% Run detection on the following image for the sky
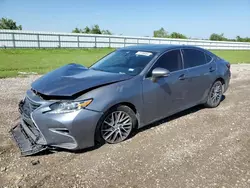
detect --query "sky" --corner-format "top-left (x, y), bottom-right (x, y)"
top-left (0, 0), bottom-right (249, 39)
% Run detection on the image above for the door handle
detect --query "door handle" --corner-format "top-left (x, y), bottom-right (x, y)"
top-left (179, 74), bottom-right (186, 80)
top-left (209, 67), bottom-right (216, 72)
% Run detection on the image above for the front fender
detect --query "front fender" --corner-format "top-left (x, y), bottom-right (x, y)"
top-left (77, 76), bottom-right (144, 115)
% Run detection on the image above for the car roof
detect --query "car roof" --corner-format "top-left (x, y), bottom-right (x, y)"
top-left (119, 44), bottom-right (205, 53)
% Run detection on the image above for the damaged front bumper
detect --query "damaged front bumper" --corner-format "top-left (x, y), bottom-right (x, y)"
top-left (11, 90), bottom-right (103, 156)
top-left (10, 123), bottom-right (47, 156)
top-left (10, 99), bottom-right (48, 156)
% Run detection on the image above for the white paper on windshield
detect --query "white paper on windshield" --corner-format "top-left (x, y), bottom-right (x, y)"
top-left (136, 51), bottom-right (153, 56)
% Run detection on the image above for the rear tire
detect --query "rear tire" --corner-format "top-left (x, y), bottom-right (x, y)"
top-left (204, 80), bottom-right (223, 108)
top-left (95, 105), bottom-right (137, 144)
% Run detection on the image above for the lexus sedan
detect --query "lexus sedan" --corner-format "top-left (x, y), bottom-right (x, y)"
top-left (11, 45), bottom-right (231, 156)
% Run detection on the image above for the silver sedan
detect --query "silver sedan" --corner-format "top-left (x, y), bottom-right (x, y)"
top-left (11, 45), bottom-right (231, 156)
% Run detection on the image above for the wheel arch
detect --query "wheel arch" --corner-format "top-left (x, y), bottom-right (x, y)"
top-left (94, 102), bottom-right (139, 144)
top-left (215, 77), bottom-right (225, 92)
top-left (215, 77), bottom-right (225, 85)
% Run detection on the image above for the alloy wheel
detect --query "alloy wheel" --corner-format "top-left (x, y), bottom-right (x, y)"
top-left (210, 82), bottom-right (222, 106)
top-left (101, 111), bottom-right (132, 144)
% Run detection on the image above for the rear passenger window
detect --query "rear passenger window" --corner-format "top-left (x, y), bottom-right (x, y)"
top-left (205, 53), bottom-right (212, 63)
top-left (182, 49), bottom-right (207, 68)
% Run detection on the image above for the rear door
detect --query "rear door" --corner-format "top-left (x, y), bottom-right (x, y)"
top-left (142, 49), bottom-right (189, 124)
top-left (181, 48), bottom-right (216, 105)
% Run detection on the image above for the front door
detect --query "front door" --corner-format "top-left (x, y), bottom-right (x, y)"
top-left (141, 49), bottom-right (189, 125)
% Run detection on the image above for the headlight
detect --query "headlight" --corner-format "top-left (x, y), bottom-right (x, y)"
top-left (48, 99), bottom-right (93, 114)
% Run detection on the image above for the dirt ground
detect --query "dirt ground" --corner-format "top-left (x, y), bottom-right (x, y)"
top-left (0, 64), bottom-right (250, 188)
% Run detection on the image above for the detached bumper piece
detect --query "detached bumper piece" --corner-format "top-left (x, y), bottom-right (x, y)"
top-left (10, 124), bottom-right (47, 156)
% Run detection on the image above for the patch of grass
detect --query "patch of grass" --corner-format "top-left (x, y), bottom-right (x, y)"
top-left (0, 48), bottom-right (249, 78)
top-left (211, 50), bottom-right (250, 64)
top-left (0, 48), bottom-right (114, 78)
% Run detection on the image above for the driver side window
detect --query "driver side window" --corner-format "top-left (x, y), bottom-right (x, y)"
top-left (147, 50), bottom-right (183, 77)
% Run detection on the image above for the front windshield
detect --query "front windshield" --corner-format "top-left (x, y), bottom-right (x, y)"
top-left (90, 50), bottom-right (156, 76)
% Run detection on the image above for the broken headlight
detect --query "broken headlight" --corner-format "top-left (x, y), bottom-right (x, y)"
top-left (48, 99), bottom-right (93, 114)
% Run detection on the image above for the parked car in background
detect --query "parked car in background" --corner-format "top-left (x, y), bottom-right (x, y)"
top-left (11, 45), bottom-right (231, 156)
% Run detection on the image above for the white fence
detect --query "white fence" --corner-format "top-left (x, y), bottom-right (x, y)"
top-left (1, 30), bottom-right (250, 50)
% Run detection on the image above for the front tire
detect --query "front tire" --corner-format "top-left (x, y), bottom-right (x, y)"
top-left (204, 80), bottom-right (223, 108)
top-left (96, 105), bottom-right (137, 144)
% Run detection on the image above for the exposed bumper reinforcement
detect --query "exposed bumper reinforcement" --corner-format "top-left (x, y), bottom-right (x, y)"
top-left (10, 124), bottom-right (47, 156)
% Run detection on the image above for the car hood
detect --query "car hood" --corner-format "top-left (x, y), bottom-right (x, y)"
top-left (31, 63), bottom-right (133, 97)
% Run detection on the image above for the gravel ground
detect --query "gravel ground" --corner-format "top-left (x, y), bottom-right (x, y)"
top-left (0, 64), bottom-right (250, 188)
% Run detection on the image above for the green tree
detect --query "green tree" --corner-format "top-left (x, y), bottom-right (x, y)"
top-left (244, 37), bottom-right (250, 42)
top-left (102, 30), bottom-right (112, 35)
top-left (153, 27), bottom-right (169, 38)
top-left (170, 32), bottom-right (187, 39)
top-left (0, 17), bottom-right (22, 30)
top-left (236, 36), bottom-right (250, 42)
top-left (91, 25), bottom-right (102, 34)
top-left (209, 33), bottom-right (227, 41)
top-left (236, 36), bottom-right (242, 42)
top-left (83, 26), bottom-right (91, 33)
top-left (72, 24), bottom-right (112, 35)
top-left (153, 28), bottom-right (187, 39)
top-left (72, 27), bottom-right (82, 33)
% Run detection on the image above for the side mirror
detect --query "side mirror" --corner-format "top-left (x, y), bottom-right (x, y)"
top-left (151, 67), bottom-right (170, 82)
